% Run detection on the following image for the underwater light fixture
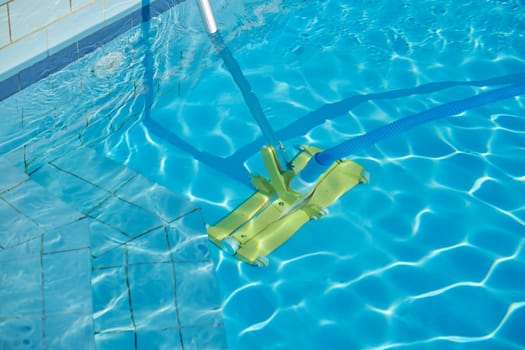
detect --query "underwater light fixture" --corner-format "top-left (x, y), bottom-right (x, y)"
top-left (196, 0), bottom-right (525, 266)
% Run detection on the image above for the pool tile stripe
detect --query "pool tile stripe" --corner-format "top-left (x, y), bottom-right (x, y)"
top-left (0, 0), bottom-right (186, 102)
top-left (17, 42), bottom-right (80, 90)
top-left (0, 73), bottom-right (18, 100)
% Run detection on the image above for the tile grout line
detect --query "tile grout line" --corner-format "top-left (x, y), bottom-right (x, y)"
top-left (49, 154), bottom-right (200, 223)
top-left (47, 160), bottom-right (142, 220)
top-left (164, 225), bottom-right (185, 349)
top-left (86, 205), bottom-right (202, 240)
top-left (95, 323), bottom-right (223, 334)
top-left (40, 233), bottom-right (47, 350)
top-left (0, 187), bottom-right (43, 229)
top-left (48, 159), bottom-right (135, 194)
top-left (92, 258), bottom-right (212, 272)
top-left (88, 221), bottom-right (165, 260)
top-left (0, 176), bottom-right (28, 196)
top-left (0, 177), bottom-right (83, 230)
top-left (15, 90), bottom-right (125, 173)
top-left (124, 243), bottom-right (138, 350)
top-left (42, 245), bottom-right (90, 256)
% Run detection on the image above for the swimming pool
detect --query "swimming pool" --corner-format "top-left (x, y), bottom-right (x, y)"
top-left (1, 0), bottom-right (525, 349)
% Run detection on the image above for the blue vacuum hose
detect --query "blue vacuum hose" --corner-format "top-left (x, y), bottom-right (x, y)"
top-left (296, 82), bottom-right (525, 187)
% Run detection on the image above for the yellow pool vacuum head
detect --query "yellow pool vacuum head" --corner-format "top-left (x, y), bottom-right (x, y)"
top-left (207, 146), bottom-right (368, 266)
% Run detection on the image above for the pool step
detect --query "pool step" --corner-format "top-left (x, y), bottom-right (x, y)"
top-left (1, 147), bottom-right (228, 349)
top-left (0, 155), bottom-right (94, 350)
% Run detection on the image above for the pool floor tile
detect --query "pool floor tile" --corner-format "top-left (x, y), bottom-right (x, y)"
top-left (181, 326), bottom-right (228, 350)
top-left (0, 316), bottom-right (43, 350)
top-left (1, 180), bottom-right (82, 231)
top-left (91, 266), bottom-right (134, 333)
top-left (45, 313), bottom-right (95, 350)
top-left (51, 147), bottom-right (136, 192)
top-left (90, 196), bottom-right (164, 238)
top-left (30, 163), bottom-right (111, 213)
top-left (127, 226), bottom-right (171, 264)
top-left (0, 198), bottom-right (44, 248)
top-left (0, 156), bottom-right (28, 192)
top-left (21, 133), bottom-right (84, 175)
top-left (0, 236), bottom-right (40, 263)
top-left (94, 331), bottom-right (135, 350)
top-left (43, 218), bottom-right (91, 254)
top-left (1, 138), bottom-right (226, 349)
top-left (91, 242), bottom-right (126, 269)
top-left (128, 262), bottom-right (179, 330)
top-left (136, 329), bottom-right (183, 350)
top-left (115, 174), bottom-right (196, 222)
top-left (174, 261), bottom-right (224, 327)
top-left (0, 255), bottom-right (42, 318)
top-left (89, 219), bottom-right (133, 258)
top-left (167, 209), bottom-right (210, 261)
top-left (43, 248), bottom-right (92, 315)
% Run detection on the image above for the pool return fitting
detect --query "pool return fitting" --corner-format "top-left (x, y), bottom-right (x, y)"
top-left (196, 0), bottom-right (525, 266)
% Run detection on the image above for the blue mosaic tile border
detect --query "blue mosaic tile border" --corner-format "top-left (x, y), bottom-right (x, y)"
top-left (0, 0), bottom-right (185, 102)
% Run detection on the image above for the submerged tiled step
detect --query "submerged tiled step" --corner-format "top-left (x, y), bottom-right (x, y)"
top-left (25, 146), bottom-right (227, 349)
top-left (0, 155), bottom-right (94, 350)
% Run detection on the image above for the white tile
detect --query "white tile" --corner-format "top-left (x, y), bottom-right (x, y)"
top-left (72, 0), bottom-right (99, 12)
top-left (47, 0), bottom-right (105, 55)
top-left (0, 29), bottom-right (47, 80)
top-left (0, 4), bottom-right (9, 48)
top-left (104, 0), bottom-right (141, 22)
top-left (9, 0), bottom-right (70, 41)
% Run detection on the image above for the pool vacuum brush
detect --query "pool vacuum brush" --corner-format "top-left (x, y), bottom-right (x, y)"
top-left (196, 0), bottom-right (525, 266)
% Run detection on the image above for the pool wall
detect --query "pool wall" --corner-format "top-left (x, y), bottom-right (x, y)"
top-left (0, 0), bottom-right (184, 101)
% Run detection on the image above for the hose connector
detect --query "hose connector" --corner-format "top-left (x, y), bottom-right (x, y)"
top-left (289, 153), bottom-right (329, 194)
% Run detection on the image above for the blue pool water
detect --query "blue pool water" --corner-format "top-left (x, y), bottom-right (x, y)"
top-left (2, 0), bottom-right (525, 349)
top-left (108, 1), bottom-right (525, 348)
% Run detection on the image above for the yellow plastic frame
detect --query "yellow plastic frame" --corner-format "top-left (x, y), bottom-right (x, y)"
top-left (207, 145), bottom-right (367, 266)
